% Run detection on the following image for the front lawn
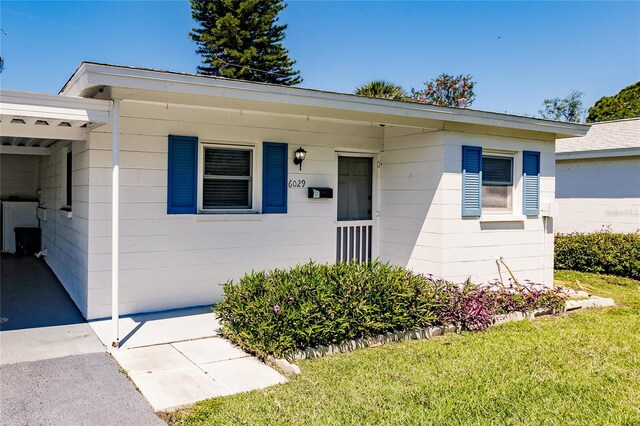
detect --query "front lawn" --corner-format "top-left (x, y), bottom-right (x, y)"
top-left (167, 271), bottom-right (640, 425)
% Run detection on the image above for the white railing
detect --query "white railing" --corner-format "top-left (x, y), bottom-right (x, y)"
top-left (336, 220), bottom-right (373, 263)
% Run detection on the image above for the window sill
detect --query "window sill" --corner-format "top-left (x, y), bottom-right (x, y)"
top-left (479, 214), bottom-right (526, 223)
top-left (57, 209), bottom-right (73, 219)
top-left (194, 212), bottom-right (263, 222)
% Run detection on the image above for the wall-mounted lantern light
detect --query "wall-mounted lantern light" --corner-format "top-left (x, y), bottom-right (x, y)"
top-left (293, 146), bottom-right (307, 170)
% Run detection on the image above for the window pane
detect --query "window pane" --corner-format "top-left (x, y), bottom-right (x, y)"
top-left (483, 185), bottom-right (512, 209)
top-left (204, 149), bottom-right (250, 177)
top-left (203, 179), bottom-right (250, 209)
top-left (483, 157), bottom-right (512, 184)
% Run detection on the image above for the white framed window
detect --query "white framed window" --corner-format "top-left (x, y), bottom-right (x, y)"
top-left (61, 145), bottom-right (72, 211)
top-left (482, 154), bottom-right (513, 211)
top-left (198, 143), bottom-right (255, 212)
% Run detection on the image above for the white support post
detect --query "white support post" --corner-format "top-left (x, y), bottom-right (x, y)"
top-left (111, 99), bottom-right (120, 349)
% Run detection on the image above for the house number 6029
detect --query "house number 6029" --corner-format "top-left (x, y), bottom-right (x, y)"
top-left (288, 180), bottom-right (306, 188)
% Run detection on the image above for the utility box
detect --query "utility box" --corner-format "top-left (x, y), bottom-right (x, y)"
top-left (541, 201), bottom-right (559, 218)
top-left (308, 187), bottom-right (333, 199)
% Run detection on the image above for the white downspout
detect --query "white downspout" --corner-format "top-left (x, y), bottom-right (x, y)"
top-left (111, 99), bottom-right (120, 349)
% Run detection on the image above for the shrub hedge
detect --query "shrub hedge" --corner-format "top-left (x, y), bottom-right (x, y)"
top-left (215, 261), bottom-right (566, 358)
top-left (555, 230), bottom-right (640, 280)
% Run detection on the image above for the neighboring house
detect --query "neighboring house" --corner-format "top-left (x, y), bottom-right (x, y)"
top-left (556, 118), bottom-right (640, 233)
top-left (0, 63), bottom-right (588, 345)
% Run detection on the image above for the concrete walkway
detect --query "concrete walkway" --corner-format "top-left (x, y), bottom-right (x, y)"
top-left (90, 308), bottom-right (287, 411)
top-left (2, 257), bottom-right (287, 414)
top-left (0, 256), bottom-right (104, 364)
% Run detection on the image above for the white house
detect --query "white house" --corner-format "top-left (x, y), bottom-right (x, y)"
top-left (556, 118), bottom-right (640, 233)
top-left (0, 62), bottom-right (588, 346)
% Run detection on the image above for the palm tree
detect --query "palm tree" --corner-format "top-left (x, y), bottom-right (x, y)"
top-left (354, 80), bottom-right (408, 101)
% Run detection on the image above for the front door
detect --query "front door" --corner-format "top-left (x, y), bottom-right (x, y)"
top-left (336, 156), bottom-right (374, 262)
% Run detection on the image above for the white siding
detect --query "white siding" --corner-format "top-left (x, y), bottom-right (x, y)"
top-left (37, 141), bottom-right (89, 316)
top-left (441, 133), bottom-right (556, 286)
top-left (84, 100), bottom-right (383, 319)
top-left (1, 154), bottom-right (39, 200)
top-left (379, 129), bottom-right (556, 286)
top-left (378, 128), bottom-right (446, 277)
top-left (556, 157), bottom-right (640, 233)
top-left (79, 99), bottom-right (560, 319)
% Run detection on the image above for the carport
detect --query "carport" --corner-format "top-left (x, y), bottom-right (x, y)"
top-left (0, 91), bottom-right (111, 363)
top-left (0, 257), bottom-right (104, 364)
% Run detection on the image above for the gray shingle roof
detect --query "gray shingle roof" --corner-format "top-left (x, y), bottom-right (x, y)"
top-left (556, 118), bottom-right (640, 153)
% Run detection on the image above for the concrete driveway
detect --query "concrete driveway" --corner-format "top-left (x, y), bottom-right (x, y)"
top-left (0, 256), bottom-right (163, 425)
top-left (0, 256), bottom-right (104, 364)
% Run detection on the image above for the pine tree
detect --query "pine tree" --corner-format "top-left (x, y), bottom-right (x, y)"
top-left (190, 0), bottom-right (302, 85)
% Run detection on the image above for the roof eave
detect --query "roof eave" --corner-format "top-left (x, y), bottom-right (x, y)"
top-left (60, 62), bottom-right (590, 138)
top-left (556, 147), bottom-right (640, 160)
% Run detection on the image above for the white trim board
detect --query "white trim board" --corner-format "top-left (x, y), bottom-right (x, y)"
top-left (1, 90), bottom-right (111, 123)
top-left (60, 62), bottom-right (588, 138)
top-left (556, 147), bottom-right (640, 161)
top-left (0, 145), bottom-right (51, 156)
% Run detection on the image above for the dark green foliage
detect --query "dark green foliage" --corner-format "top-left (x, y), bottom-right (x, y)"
top-left (190, 0), bottom-right (301, 85)
top-left (354, 80), bottom-right (408, 101)
top-left (555, 230), bottom-right (640, 279)
top-left (587, 81), bottom-right (640, 123)
top-left (214, 261), bottom-right (566, 358)
top-left (539, 90), bottom-right (584, 122)
top-left (216, 261), bottom-right (440, 357)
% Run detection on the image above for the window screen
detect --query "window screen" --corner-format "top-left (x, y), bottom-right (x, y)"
top-left (203, 148), bottom-right (252, 209)
top-left (337, 157), bottom-right (373, 221)
top-left (482, 157), bottom-right (512, 184)
top-left (482, 156), bottom-right (513, 209)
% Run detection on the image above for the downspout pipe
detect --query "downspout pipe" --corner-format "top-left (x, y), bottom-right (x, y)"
top-left (111, 99), bottom-right (120, 348)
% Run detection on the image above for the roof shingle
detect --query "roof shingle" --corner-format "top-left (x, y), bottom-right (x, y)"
top-left (556, 118), bottom-right (640, 153)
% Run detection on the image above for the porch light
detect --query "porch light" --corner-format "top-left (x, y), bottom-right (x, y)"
top-left (293, 146), bottom-right (307, 170)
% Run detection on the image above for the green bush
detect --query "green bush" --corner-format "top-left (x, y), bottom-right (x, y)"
top-left (215, 261), bottom-right (441, 358)
top-left (215, 261), bottom-right (566, 358)
top-left (555, 230), bottom-right (640, 280)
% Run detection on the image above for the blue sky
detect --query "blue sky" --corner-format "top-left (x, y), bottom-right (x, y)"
top-left (0, 1), bottom-right (638, 117)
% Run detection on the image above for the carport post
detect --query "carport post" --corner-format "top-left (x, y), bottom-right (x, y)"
top-left (111, 99), bottom-right (120, 348)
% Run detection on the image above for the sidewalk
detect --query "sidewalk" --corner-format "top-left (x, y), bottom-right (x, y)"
top-left (89, 307), bottom-right (287, 411)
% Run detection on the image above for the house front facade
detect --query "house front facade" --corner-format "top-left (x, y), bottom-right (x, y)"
top-left (556, 118), bottom-right (640, 233)
top-left (1, 63), bottom-right (588, 336)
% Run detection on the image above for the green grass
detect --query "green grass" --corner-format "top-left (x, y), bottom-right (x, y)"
top-left (167, 271), bottom-right (640, 425)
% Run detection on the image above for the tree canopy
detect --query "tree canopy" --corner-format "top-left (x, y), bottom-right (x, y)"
top-left (354, 80), bottom-right (408, 101)
top-left (190, 0), bottom-right (301, 85)
top-left (586, 82), bottom-right (640, 123)
top-left (538, 90), bottom-right (584, 123)
top-left (410, 74), bottom-right (476, 107)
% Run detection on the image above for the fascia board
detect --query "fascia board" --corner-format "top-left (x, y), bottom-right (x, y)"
top-left (0, 90), bottom-right (111, 123)
top-left (62, 63), bottom-right (590, 137)
top-left (556, 147), bottom-right (640, 161)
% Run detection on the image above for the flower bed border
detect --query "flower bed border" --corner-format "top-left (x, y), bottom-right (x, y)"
top-left (273, 295), bottom-right (614, 373)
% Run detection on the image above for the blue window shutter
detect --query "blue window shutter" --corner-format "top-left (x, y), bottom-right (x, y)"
top-left (262, 142), bottom-right (288, 213)
top-left (167, 135), bottom-right (198, 214)
top-left (462, 145), bottom-right (482, 217)
top-left (523, 150), bottom-right (541, 215)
